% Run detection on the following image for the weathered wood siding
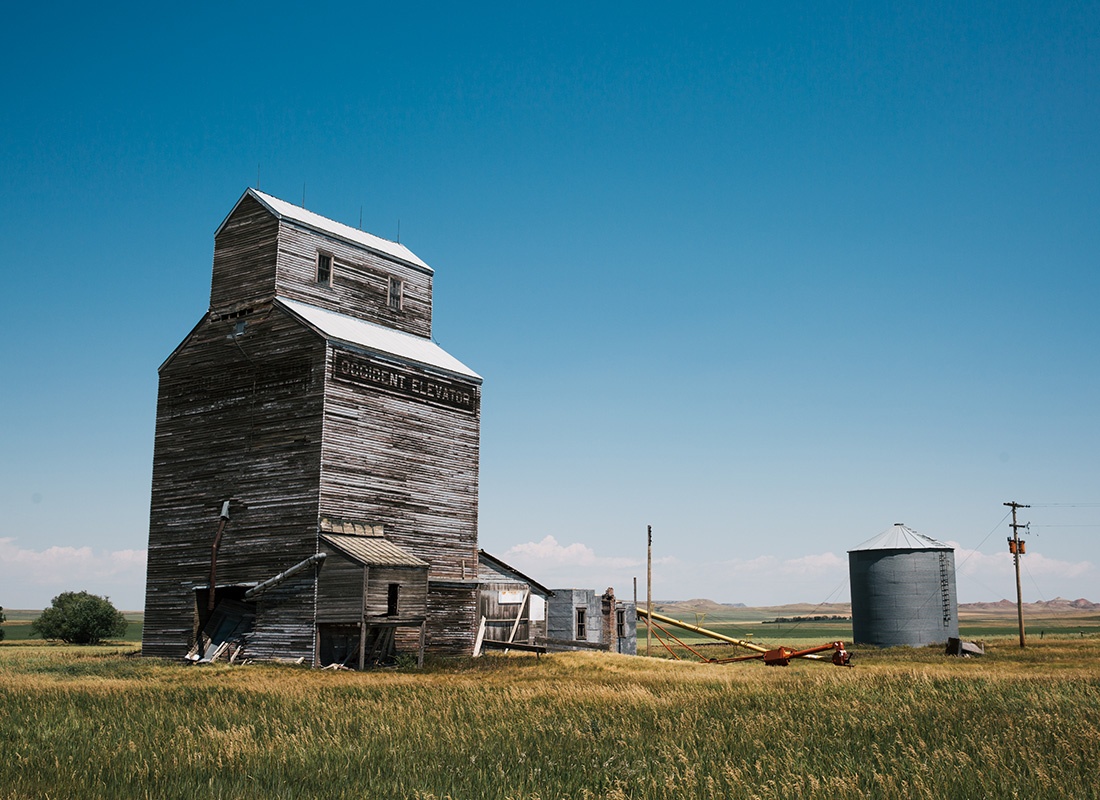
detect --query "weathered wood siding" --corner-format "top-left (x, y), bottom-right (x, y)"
top-left (210, 194), bottom-right (280, 313)
top-left (143, 306), bottom-right (326, 659)
top-left (478, 582), bottom-right (532, 643)
top-left (365, 565), bottom-right (428, 620)
top-left (275, 221), bottom-right (433, 338)
top-left (247, 571), bottom-right (319, 660)
top-left (315, 545), bottom-right (365, 623)
top-left (426, 582), bottom-right (479, 654)
top-left (319, 346), bottom-right (481, 653)
top-left (146, 190), bottom-right (480, 661)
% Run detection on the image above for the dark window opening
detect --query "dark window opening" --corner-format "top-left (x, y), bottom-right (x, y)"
top-left (575, 607), bottom-right (586, 640)
top-left (387, 583), bottom-right (400, 616)
top-left (317, 253), bottom-right (333, 285)
top-left (616, 609), bottom-right (625, 638)
top-left (387, 276), bottom-right (403, 311)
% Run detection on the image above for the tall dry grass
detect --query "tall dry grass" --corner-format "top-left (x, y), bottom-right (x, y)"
top-left (1, 638), bottom-right (1098, 799)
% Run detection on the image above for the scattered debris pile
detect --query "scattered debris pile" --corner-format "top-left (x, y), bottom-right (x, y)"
top-left (946, 637), bottom-right (985, 657)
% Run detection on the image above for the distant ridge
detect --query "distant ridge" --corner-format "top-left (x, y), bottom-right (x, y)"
top-left (651, 597), bottom-right (1098, 614)
top-left (960, 597), bottom-right (1100, 612)
top-left (654, 600), bottom-right (851, 616)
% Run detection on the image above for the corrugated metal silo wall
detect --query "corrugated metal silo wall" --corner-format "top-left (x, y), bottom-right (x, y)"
top-left (849, 549), bottom-right (959, 647)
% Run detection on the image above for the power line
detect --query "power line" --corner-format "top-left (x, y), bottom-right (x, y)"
top-left (954, 510), bottom-right (1011, 572)
top-left (1031, 524), bottom-right (1100, 529)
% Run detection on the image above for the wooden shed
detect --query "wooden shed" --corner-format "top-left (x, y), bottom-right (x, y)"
top-left (316, 519), bottom-right (430, 667)
top-left (476, 550), bottom-right (554, 646)
top-left (142, 188), bottom-right (482, 664)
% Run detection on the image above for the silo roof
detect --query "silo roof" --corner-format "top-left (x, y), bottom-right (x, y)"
top-left (849, 523), bottom-right (952, 552)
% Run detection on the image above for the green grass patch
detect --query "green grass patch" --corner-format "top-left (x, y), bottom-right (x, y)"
top-left (1, 611), bottom-right (143, 643)
top-left (1, 636), bottom-right (1099, 799)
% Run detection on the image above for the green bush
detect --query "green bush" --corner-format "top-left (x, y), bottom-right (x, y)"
top-left (0, 605), bottom-right (5, 642)
top-left (30, 591), bottom-right (127, 645)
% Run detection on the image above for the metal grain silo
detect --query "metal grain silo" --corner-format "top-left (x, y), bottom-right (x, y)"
top-left (849, 523), bottom-right (959, 647)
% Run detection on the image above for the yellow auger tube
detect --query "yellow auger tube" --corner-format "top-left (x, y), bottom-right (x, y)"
top-left (636, 608), bottom-right (768, 653)
top-left (635, 608), bottom-right (824, 660)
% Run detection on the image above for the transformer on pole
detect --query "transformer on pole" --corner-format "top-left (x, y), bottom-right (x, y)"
top-left (1004, 501), bottom-right (1030, 648)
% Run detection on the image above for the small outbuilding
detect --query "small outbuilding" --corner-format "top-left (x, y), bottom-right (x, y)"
top-left (849, 523), bottom-right (960, 648)
top-left (547, 588), bottom-right (637, 654)
top-left (316, 519), bottom-right (430, 668)
top-left (476, 550), bottom-right (554, 647)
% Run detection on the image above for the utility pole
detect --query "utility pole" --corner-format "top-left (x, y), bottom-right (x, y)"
top-left (1004, 501), bottom-right (1030, 648)
top-left (646, 525), bottom-right (652, 657)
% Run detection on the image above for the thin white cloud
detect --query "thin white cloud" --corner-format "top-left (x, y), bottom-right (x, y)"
top-left (713, 552), bottom-right (846, 577)
top-left (948, 541), bottom-right (1093, 579)
top-left (505, 535), bottom-right (641, 570)
top-left (0, 538), bottom-right (147, 609)
top-left (496, 537), bottom-right (1100, 606)
top-left (501, 538), bottom-right (851, 604)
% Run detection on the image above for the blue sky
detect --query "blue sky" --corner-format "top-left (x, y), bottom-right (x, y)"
top-left (1, 2), bottom-right (1097, 610)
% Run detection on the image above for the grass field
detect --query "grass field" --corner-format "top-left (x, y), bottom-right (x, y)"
top-left (0, 609), bottom-right (145, 643)
top-left (2, 610), bottom-right (1099, 799)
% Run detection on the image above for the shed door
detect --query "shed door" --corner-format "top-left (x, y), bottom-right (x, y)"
top-left (317, 624), bottom-right (361, 668)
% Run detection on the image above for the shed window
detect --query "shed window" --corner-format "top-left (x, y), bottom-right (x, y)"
top-left (616, 609), bottom-right (625, 638)
top-left (575, 608), bottom-right (586, 640)
top-left (387, 583), bottom-right (400, 617)
top-left (317, 253), bottom-right (333, 285)
top-left (387, 276), bottom-right (403, 311)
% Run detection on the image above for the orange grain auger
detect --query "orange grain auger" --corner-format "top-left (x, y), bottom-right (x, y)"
top-left (635, 608), bottom-right (852, 667)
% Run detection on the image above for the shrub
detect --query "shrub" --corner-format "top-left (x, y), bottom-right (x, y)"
top-left (30, 591), bottom-right (127, 645)
top-left (0, 606), bottom-right (5, 642)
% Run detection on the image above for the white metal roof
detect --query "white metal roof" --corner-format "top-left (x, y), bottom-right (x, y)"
top-left (276, 296), bottom-right (481, 382)
top-left (849, 523), bottom-right (952, 552)
top-left (219, 188), bottom-right (432, 273)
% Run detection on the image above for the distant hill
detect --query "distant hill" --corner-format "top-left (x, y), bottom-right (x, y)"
top-left (653, 600), bottom-right (852, 617)
top-left (959, 597), bottom-right (1100, 614)
top-left (650, 597), bottom-right (1098, 618)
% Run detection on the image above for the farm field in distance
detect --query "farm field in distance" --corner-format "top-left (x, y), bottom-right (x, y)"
top-left (2, 603), bottom-right (1098, 799)
top-left (642, 598), bottom-right (1100, 649)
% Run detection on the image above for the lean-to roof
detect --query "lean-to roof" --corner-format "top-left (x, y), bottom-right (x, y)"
top-left (276, 296), bottom-right (481, 382)
top-left (321, 533), bottom-right (429, 568)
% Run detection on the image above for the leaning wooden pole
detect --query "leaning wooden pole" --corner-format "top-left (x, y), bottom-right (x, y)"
top-left (646, 525), bottom-right (652, 657)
